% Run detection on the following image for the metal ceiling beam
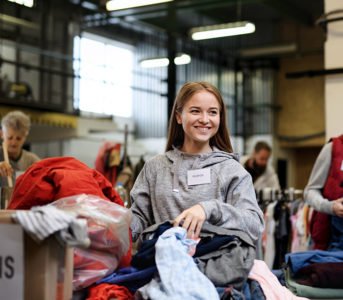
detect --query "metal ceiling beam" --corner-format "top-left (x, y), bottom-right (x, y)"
top-left (105, 0), bottom-right (314, 32)
top-left (107, 0), bottom-right (264, 19)
top-left (262, 0), bottom-right (313, 26)
top-left (0, 13), bottom-right (40, 30)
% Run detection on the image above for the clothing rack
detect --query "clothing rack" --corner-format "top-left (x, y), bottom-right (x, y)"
top-left (256, 187), bottom-right (303, 209)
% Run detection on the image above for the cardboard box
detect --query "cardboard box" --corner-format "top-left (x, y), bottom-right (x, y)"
top-left (0, 210), bottom-right (73, 300)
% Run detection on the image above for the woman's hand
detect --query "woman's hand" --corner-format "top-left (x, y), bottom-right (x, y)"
top-left (333, 198), bottom-right (343, 218)
top-left (0, 161), bottom-right (13, 178)
top-left (173, 204), bottom-right (206, 238)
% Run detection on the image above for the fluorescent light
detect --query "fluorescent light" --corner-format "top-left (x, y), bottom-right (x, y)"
top-left (174, 53), bottom-right (191, 65)
top-left (140, 57), bottom-right (169, 68)
top-left (7, 0), bottom-right (34, 7)
top-left (106, 0), bottom-right (173, 11)
top-left (140, 53), bottom-right (191, 68)
top-left (190, 21), bottom-right (255, 40)
top-left (240, 43), bottom-right (297, 57)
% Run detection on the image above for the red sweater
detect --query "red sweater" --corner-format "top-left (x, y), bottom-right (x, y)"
top-left (7, 156), bottom-right (123, 209)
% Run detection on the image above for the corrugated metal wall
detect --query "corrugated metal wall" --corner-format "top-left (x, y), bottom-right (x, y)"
top-left (130, 29), bottom-right (275, 140)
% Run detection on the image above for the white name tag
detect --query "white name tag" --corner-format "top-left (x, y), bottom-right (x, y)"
top-left (187, 168), bottom-right (211, 186)
top-left (341, 160), bottom-right (343, 171)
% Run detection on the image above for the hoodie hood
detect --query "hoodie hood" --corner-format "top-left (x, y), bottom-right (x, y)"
top-left (166, 146), bottom-right (239, 168)
top-left (166, 146), bottom-right (240, 193)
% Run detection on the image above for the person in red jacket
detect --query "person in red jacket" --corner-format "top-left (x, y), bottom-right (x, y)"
top-left (304, 135), bottom-right (343, 250)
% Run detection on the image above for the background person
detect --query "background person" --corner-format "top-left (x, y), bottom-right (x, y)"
top-left (304, 135), bottom-right (343, 250)
top-left (0, 110), bottom-right (40, 187)
top-left (240, 141), bottom-right (280, 192)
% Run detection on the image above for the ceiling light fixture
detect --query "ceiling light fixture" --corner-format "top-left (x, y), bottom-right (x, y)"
top-left (7, 0), bottom-right (34, 8)
top-left (140, 53), bottom-right (191, 68)
top-left (190, 21), bottom-right (255, 40)
top-left (106, 0), bottom-right (173, 11)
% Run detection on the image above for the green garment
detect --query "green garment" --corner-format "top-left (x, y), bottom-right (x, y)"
top-left (284, 267), bottom-right (343, 299)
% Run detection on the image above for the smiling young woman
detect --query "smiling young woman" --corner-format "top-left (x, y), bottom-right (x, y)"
top-left (130, 81), bottom-right (264, 242)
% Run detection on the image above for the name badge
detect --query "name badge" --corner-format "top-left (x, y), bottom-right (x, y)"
top-left (187, 168), bottom-right (211, 186)
top-left (341, 160), bottom-right (343, 171)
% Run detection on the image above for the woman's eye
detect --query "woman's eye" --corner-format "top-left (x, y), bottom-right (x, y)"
top-left (191, 110), bottom-right (199, 113)
top-left (209, 110), bottom-right (218, 115)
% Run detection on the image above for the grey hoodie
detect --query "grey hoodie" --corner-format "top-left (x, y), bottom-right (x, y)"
top-left (130, 146), bottom-right (264, 242)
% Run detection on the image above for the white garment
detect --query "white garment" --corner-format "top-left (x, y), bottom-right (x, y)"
top-left (263, 201), bottom-right (277, 268)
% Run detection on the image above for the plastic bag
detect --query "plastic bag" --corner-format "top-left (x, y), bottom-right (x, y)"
top-left (51, 194), bottom-right (132, 290)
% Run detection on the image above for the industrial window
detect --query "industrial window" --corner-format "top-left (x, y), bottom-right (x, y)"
top-left (73, 33), bottom-right (134, 117)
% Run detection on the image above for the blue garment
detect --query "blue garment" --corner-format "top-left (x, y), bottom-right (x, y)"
top-left (194, 235), bottom-right (237, 257)
top-left (217, 279), bottom-right (265, 300)
top-left (131, 221), bottom-right (237, 269)
top-left (137, 227), bottom-right (219, 300)
top-left (330, 216), bottom-right (343, 251)
top-left (96, 266), bottom-right (157, 293)
top-left (285, 250), bottom-right (343, 275)
top-left (271, 269), bottom-right (286, 286)
top-left (131, 222), bottom-right (172, 269)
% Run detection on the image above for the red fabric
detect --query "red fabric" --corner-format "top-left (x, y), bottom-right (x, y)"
top-left (7, 157), bottom-right (131, 277)
top-left (87, 283), bottom-right (133, 300)
top-left (7, 157), bottom-right (123, 209)
top-left (310, 135), bottom-right (343, 250)
top-left (95, 141), bottom-right (121, 186)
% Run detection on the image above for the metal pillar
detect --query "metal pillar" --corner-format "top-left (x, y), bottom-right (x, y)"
top-left (167, 2), bottom-right (177, 122)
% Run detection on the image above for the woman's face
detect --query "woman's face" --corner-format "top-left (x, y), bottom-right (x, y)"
top-left (176, 90), bottom-right (220, 150)
top-left (1, 127), bottom-right (27, 158)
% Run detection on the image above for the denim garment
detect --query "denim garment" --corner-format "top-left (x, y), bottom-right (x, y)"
top-left (329, 216), bottom-right (343, 251)
top-left (217, 280), bottom-right (265, 300)
top-left (285, 249), bottom-right (343, 275)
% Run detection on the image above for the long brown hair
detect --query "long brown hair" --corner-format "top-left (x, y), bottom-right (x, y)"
top-left (165, 81), bottom-right (233, 153)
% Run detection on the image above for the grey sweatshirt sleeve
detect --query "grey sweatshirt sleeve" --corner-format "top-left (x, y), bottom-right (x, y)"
top-left (199, 171), bottom-right (265, 243)
top-left (304, 143), bottom-right (333, 215)
top-left (129, 165), bottom-right (153, 242)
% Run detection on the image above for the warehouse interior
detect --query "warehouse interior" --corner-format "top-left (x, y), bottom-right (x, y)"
top-left (1, 0), bottom-right (333, 190)
top-left (1, 0), bottom-right (343, 299)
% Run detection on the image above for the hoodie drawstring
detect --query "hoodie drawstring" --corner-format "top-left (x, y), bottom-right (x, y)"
top-left (173, 154), bottom-right (183, 193)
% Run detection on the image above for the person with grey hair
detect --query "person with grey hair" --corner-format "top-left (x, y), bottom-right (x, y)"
top-left (0, 110), bottom-right (40, 187)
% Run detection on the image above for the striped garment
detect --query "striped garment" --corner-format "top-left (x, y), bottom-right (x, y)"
top-left (13, 205), bottom-right (90, 247)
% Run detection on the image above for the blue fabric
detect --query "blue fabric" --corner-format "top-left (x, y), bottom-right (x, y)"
top-left (131, 221), bottom-right (238, 270)
top-left (95, 266), bottom-right (157, 293)
top-left (285, 250), bottom-right (343, 275)
top-left (330, 216), bottom-right (343, 251)
top-left (137, 227), bottom-right (219, 300)
top-left (271, 269), bottom-right (286, 286)
top-left (217, 280), bottom-right (265, 300)
top-left (194, 235), bottom-right (237, 257)
top-left (131, 222), bottom-right (172, 269)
